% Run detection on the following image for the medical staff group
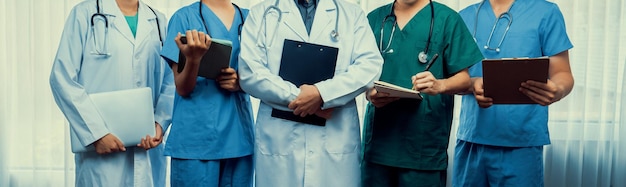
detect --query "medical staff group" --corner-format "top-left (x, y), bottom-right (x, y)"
top-left (49, 0), bottom-right (574, 186)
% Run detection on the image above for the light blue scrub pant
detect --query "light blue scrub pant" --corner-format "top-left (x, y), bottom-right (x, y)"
top-left (453, 140), bottom-right (543, 187)
top-left (171, 155), bottom-right (253, 187)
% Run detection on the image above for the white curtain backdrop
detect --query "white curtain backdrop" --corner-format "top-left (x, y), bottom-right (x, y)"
top-left (0, 0), bottom-right (624, 187)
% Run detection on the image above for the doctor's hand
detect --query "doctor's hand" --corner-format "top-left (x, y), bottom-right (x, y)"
top-left (520, 79), bottom-right (559, 106)
top-left (137, 122), bottom-right (164, 150)
top-left (288, 84), bottom-right (323, 117)
top-left (315, 108), bottom-right (335, 119)
top-left (367, 88), bottom-right (400, 108)
top-left (217, 68), bottom-right (240, 92)
top-left (412, 71), bottom-right (445, 95)
top-left (94, 133), bottom-right (126, 155)
top-left (471, 78), bottom-right (493, 108)
top-left (175, 30), bottom-right (211, 64)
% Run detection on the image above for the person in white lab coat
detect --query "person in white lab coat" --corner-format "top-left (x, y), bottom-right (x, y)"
top-left (49, 0), bottom-right (174, 186)
top-left (239, 0), bottom-right (384, 186)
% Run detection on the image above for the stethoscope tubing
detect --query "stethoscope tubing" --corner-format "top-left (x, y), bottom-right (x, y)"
top-left (379, 0), bottom-right (434, 64)
top-left (472, 0), bottom-right (513, 52)
top-left (258, 0), bottom-right (340, 48)
top-left (90, 0), bottom-right (163, 56)
top-left (199, 2), bottom-right (244, 37)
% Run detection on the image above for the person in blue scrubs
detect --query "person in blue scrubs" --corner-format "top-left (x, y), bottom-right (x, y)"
top-left (159, 0), bottom-right (254, 186)
top-left (454, 0), bottom-right (574, 186)
top-left (49, 0), bottom-right (173, 186)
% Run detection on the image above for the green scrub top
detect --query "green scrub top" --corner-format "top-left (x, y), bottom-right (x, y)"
top-left (364, 2), bottom-right (483, 170)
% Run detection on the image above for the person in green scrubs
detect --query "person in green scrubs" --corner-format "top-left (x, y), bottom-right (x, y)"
top-left (362, 0), bottom-right (483, 186)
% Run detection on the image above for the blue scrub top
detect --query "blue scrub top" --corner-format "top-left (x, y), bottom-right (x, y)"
top-left (458, 0), bottom-right (573, 147)
top-left (160, 2), bottom-right (254, 160)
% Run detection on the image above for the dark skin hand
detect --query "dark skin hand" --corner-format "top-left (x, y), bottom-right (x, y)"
top-left (171, 30), bottom-right (212, 97)
top-left (217, 68), bottom-right (241, 91)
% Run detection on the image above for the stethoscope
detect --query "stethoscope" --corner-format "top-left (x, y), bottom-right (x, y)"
top-left (473, 0), bottom-right (513, 52)
top-left (257, 0), bottom-right (340, 48)
top-left (379, 0), bottom-right (435, 64)
top-left (199, 2), bottom-right (244, 39)
top-left (90, 0), bottom-right (162, 56)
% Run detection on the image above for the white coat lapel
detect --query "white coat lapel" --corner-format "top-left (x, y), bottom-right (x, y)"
top-left (280, 0), bottom-right (308, 41)
top-left (134, 2), bottom-right (157, 47)
top-left (103, 0), bottom-right (135, 44)
top-left (309, 0), bottom-right (335, 42)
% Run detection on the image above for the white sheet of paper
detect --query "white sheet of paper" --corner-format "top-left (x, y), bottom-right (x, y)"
top-left (374, 81), bottom-right (423, 100)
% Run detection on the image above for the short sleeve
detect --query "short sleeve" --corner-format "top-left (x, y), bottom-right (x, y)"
top-left (443, 12), bottom-right (484, 76)
top-left (539, 4), bottom-right (573, 56)
top-left (160, 11), bottom-right (189, 64)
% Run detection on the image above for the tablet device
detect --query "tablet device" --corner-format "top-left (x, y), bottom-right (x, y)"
top-left (178, 36), bottom-right (232, 79)
top-left (70, 87), bottom-right (155, 153)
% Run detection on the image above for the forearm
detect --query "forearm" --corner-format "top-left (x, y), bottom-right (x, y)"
top-left (440, 69), bottom-right (471, 95)
top-left (154, 65), bottom-right (175, 129)
top-left (550, 71), bottom-right (574, 102)
top-left (170, 60), bottom-right (200, 97)
top-left (548, 50), bottom-right (574, 102)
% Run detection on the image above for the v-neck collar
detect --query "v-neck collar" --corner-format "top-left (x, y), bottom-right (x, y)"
top-left (199, 2), bottom-right (239, 37)
top-left (396, 3), bottom-right (433, 33)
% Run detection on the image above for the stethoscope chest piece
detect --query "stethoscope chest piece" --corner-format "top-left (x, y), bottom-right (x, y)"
top-left (330, 30), bottom-right (339, 41)
top-left (418, 51), bottom-right (428, 63)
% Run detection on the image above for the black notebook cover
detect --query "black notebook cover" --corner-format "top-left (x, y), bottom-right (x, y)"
top-left (177, 37), bottom-right (231, 79)
top-left (271, 39), bottom-right (339, 126)
top-left (482, 58), bottom-right (549, 104)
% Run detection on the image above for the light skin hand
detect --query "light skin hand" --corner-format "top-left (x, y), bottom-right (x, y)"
top-left (314, 108), bottom-right (335, 119)
top-left (137, 122), bottom-right (164, 150)
top-left (288, 84), bottom-right (323, 117)
top-left (519, 51), bottom-right (574, 106)
top-left (472, 77), bottom-right (494, 108)
top-left (94, 133), bottom-right (126, 155)
top-left (367, 88), bottom-right (400, 108)
top-left (217, 68), bottom-right (241, 92)
top-left (411, 71), bottom-right (446, 95)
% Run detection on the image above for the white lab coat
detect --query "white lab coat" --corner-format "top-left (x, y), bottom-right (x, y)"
top-left (239, 0), bottom-right (383, 186)
top-left (49, 0), bottom-right (173, 186)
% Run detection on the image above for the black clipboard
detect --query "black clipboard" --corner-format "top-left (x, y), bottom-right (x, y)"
top-left (482, 57), bottom-right (549, 104)
top-left (177, 37), bottom-right (231, 79)
top-left (271, 39), bottom-right (338, 126)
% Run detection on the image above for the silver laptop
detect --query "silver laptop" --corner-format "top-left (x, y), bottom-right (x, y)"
top-left (70, 87), bottom-right (155, 153)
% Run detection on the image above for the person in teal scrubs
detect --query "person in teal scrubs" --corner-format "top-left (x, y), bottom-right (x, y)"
top-left (159, 1), bottom-right (254, 186)
top-left (454, 0), bottom-right (574, 186)
top-left (362, 0), bottom-right (483, 186)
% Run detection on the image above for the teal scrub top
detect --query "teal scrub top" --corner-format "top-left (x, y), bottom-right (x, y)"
top-left (363, 2), bottom-right (484, 170)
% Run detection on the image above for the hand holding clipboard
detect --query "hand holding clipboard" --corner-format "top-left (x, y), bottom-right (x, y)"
top-left (482, 57), bottom-right (549, 104)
